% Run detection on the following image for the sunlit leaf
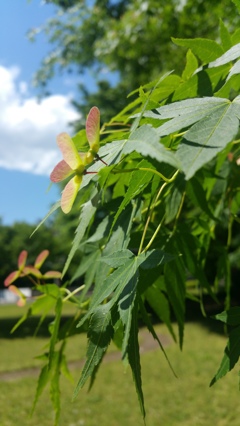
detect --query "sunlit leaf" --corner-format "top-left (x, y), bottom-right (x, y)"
top-left (73, 302), bottom-right (113, 398)
top-left (208, 42), bottom-right (240, 67)
top-left (182, 49), bottom-right (198, 80)
top-left (123, 125), bottom-right (180, 168)
top-left (210, 325), bottom-right (240, 386)
top-left (172, 37), bottom-right (224, 62)
top-left (214, 307), bottom-right (240, 326)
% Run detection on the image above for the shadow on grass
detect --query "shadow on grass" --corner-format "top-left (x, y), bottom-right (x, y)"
top-left (185, 297), bottom-right (227, 335)
top-left (0, 315), bottom-right (87, 339)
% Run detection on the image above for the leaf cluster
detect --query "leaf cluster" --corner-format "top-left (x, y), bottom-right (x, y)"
top-left (15, 17), bottom-right (240, 425)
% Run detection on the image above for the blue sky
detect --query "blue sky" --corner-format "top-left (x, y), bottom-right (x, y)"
top-left (0, 0), bottom-right (101, 225)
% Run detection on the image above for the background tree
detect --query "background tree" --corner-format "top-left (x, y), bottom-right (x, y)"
top-left (32, 0), bottom-right (238, 126)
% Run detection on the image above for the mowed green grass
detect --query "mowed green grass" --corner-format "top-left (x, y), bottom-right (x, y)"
top-left (1, 304), bottom-right (240, 426)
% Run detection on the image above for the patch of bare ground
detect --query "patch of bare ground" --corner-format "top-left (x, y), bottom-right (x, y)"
top-left (0, 329), bottom-right (172, 382)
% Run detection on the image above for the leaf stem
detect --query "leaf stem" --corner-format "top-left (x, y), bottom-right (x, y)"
top-left (138, 170), bottom-right (180, 254)
top-left (112, 167), bottom-right (179, 183)
top-left (142, 215), bottom-right (165, 254)
top-left (227, 213), bottom-right (233, 248)
top-left (62, 285), bottom-right (85, 302)
top-left (173, 191), bottom-right (186, 232)
top-left (138, 181), bottom-right (168, 254)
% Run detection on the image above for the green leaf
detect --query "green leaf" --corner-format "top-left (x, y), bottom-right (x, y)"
top-left (173, 65), bottom-right (229, 100)
top-left (62, 190), bottom-right (98, 277)
top-left (176, 96), bottom-right (240, 179)
top-left (35, 283), bottom-right (60, 298)
top-left (231, 0), bottom-right (240, 13)
top-left (174, 225), bottom-right (215, 298)
top-left (31, 364), bottom-right (50, 415)
top-left (219, 19), bottom-right (232, 52)
top-left (164, 258), bottom-right (186, 349)
top-left (130, 71), bottom-right (174, 95)
top-left (137, 249), bottom-right (176, 270)
top-left (231, 28), bottom-right (240, 45)
top-left (214, 307), bottom-right (240, 326)
top-left (71, 249), bottom-right (101, 282)
top-left (110, 159), bottom-right (155, 231)
top-left (123, 125), bottom-right (180, 169)
top-left (118, 270), bottom-right (139, 358)
top-left (98, 139), bottom-right (127, 165)
top-left (101, 249), bottom-right (134, 267)
top-left (11, 292), bottom-right (57, 334)
top-left (145, 279), bottom-right (176, 342)
top-left (172, 37), bottom-right (223, 63)
top-left (86, 216), bottom-right (110, 243)
top-left (127, 299), bottom-right (146, 420)
top-left (103, 200), bottom-right (140, 256)
top-left (208, 43), bottom-right (240, 67)
top-left (210, 325), bottom-right (240, 386)
top-left (165, 174), bottom-right (186, 224)
top-left (186, 177), bottom-right (216, 220)
top-left (182, 49), bottom-right (199, 80)
top-left (93, 202), bottom-right (139, 292)
top-left (77, 257), bottom-right (138, 328)
top-left (73, 302), bottom-right (113, 398)
top-left (226, 59), bottom-right (240, 81)
top-left (139, 296), bottom-right (177, 376)
top-left (145, 97), bottom-right (225, 136)
top-left (72, 128), bottom-right (88, 151)
top-left (49, 297), bottom-right (62, 369)
top-left (60, 352), bottom-right (73, 383)
top-left (50, 351), bottom-right (61, 426)
top-left (150, 75), bottom-right (182, 103)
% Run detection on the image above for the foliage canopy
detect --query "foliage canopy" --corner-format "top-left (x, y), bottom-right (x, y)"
top-left (32, 0), bottom-right (239, 124)
top-left (7, 2), bottom-right (240, 424)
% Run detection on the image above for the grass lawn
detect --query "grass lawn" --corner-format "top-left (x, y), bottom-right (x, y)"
top-left (0, 304), bottom-right (240, 425)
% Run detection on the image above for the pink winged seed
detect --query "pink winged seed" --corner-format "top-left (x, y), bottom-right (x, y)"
top-left (4, 270), bottom-right (21, 287)
top-left (57, 133), bottom-right (84, 170)
top-left (18, 250), bottom-right (28, 269)
top-left (9, 286), bottom-right (26, 307)
top-left (23, 266), bottom-right (42, 278)
top-left (50, 160), bottom-right (73, 183)
top-left (61, 175), bottom-right (82, 214)
top-left (43, 271), bottom-right (62, 279)
top-left (86, 107), bottom-right (100, 152)
top-left (34, 250), bottom-right (49, 269)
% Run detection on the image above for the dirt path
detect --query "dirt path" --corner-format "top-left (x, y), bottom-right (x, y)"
top-left (0, 329), bottom-right (172, 382)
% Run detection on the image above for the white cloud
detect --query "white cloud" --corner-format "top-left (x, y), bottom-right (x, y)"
top-left (0, 65), bottom-right (79, 175)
